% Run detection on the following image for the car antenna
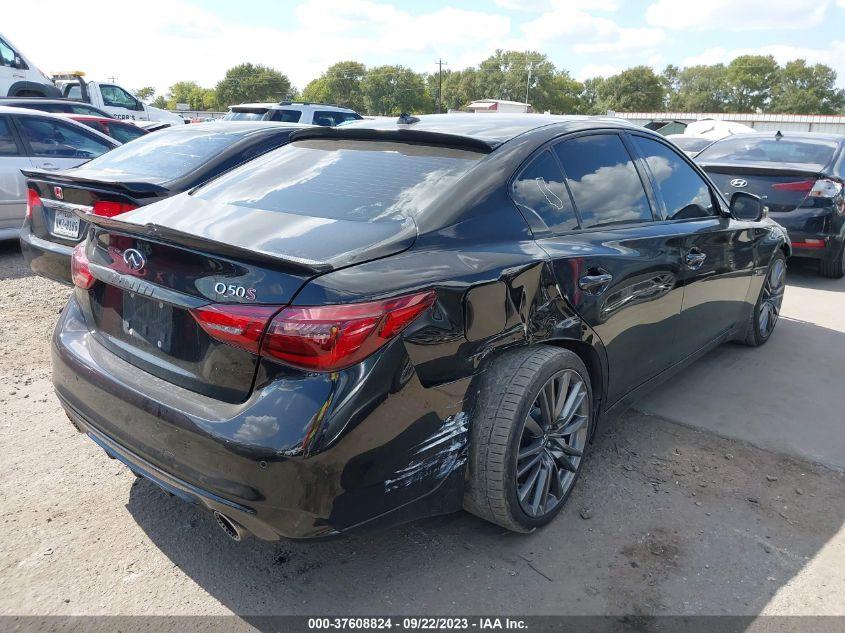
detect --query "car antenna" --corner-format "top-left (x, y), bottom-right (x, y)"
top-left (775, 130), bottom-right (783, 141)
top-left (397, 112), bottom-right (420, 125)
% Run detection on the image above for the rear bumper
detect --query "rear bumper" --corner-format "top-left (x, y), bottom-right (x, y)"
top-left (19, 222), bottom-right (74, 285)
top-left (52, 294), bottom-right (470, 540)
top-left (788, 233), bottom-right (844, 261)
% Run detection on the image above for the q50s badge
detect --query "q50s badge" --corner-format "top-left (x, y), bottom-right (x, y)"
top-left (214, 283), bottom-right (257, 300)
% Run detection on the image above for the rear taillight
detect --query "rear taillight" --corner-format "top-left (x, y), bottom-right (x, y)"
top-left (26, 188), bottom-right (41, 219)
top-left (792, 239), bottom-right (826, 249)
top-left (773, 179), bottom-right (843, 198)
top-left (91, 201), bottom-right (138, 217)
top-left (190, 290), bottom-right (435, 372)
top-left (70, 242), bottom-right (95, 289)
top-left (190, 304), bottom-right (280, 355)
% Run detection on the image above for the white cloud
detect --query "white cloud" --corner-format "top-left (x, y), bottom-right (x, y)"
top-left (646, 0), bottom-right (831, 30)
top-left (576, 64), bottom-right (622, 80)
top-left (3, 0), bottom-right (510, 97)
top-left (520, 8), bottom-right (664, 54)
top-left (494, 0), bottom-right (619, 11)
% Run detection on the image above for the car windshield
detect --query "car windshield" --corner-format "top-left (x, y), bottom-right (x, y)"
top-left (670, 137), bottom-right (711, 152)
top-left (72, 128), bottom-right (249, 180)
top-left (223, 110), bottom-right (266, 121)
top-left (696, 136), bottom-right (838, 169)
top-left (194, 139), bottom-right (483, 221)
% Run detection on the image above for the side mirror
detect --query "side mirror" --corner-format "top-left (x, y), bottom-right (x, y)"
top-left (730, 191), bottom-right (765, 222)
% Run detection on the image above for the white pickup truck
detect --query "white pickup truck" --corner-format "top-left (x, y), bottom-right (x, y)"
top-left (0, 32), bottom-right (61, 98)
top-left (54, 75), bottom-right (184, 125)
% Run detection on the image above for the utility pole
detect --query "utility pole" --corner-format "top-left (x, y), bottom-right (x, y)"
top-left (525, 61), bottom-right (533, 107)
top-left (436, 59), bottom-right (447, 113)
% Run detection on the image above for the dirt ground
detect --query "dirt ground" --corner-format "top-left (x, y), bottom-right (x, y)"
top-left (1, 241), bottom-right (844, 622)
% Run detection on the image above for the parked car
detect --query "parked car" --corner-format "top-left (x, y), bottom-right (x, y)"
top-left (55, 74), bottom-right (185, 125)
top-left (0, 32), bottom-right (61, 98)
top-left (223, 101), bottom-right (362, 126)
top-left (0, 97), bottom-right (113, 118)
top-left (68, 115), bottom-right (148, 144)
top-left (0, 106), bottom-right (118, 241)
top-left (22, 121), bottom-right (308, 282)
top-left (52, 114), bottom-right (789, 542)
top-left (665, 134), bottom-right (713, 157)
top-left (696, 132), bottom-right (845, 277)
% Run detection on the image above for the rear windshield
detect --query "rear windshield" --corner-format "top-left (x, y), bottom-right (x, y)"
top-left (108, 122), bottom-right (147, 144)
top-left (697, 136), bottom-right (838, 169)
top-left (195, 139), bottom-right (483, 221)
top-left (73, 128), bottom-right (248, 180)
top-left (223, 109), bottom-right (267, 121)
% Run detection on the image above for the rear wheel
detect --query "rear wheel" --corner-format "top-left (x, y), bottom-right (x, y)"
top-left (819, 243), bottom-right (845, 279)
top-left (464, 346), bottom-right (592, 532)
top-left (743, 251), bottom-right (786, 346)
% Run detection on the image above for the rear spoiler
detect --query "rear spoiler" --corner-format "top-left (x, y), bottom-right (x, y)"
top-left (22, 169), bottom-right (168, 197)
top-left (76, 211), bottom-right (330, 275)
top-left (698, 162), bottom-right (825, 179)
top-left (289, 126), bottom-right (498, 153)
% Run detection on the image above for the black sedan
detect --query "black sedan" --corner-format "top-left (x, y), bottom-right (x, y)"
top-left (21, 121), bottom-right (308, 284)
top-left (696, 132), bottom-right (845, 277)
top-left (52, 115), bottom-right (789, 541)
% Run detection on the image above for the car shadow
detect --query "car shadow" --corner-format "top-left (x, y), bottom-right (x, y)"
top-left (124, 398), bottom-right (845, 620)
top-left (785, 258), bottom-right (844, 292)
top-left (0, 240), bottom-right (33, 281)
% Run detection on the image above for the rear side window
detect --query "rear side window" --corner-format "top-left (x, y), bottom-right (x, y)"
top-left (511, 149), bottom-right (578, 233)
top-left (17, 116), bottom-right (113, 159)
top-left (195, 139), bottom-right (483, 221)
top-left (632, 136), bottom-right (716, 220)
top-left (267, 109), bottom-right (302, 123)
top-left (0, 118), bottom-right (20, 155)
top-left (74, 128), bottom-right (246, 179)
top-left (554, 134), bottom-right (653, 229)
top-left (223, 110), bottom-right (266, 121)
top-left (313, 111), bottom-right (361, 126)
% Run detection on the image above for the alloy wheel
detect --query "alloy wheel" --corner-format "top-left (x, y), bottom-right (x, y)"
top-left (516, 369), bottom-right (590, 518)
top-left (759, 257), bottom-right (786, 337)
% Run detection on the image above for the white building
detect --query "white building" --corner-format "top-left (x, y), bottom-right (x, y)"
top-left (467, 99), bottom-right (533, 114)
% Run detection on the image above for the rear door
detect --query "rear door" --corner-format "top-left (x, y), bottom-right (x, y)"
top-left (0, 114), bottom-right (31, 232)
top-left (525, 132), bottom-right (686, 404)
top-left (629, 133), bottom-right (757, 358)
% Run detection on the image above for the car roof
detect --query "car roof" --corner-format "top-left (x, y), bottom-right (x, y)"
top-left (715, 131), bottom-right (845, 143)
top-left (228, 103), bottom-right (275, 110)
top-left (297, 113), bottom-right (639, 151)
top-left (269, 102), bottom-right (358, 113)
top-left (0, 98), bottom-right (90, 106)
top-left (0, 106), bottom-right (120, 144)
top-left (174, 121), bottom-right (314, 134)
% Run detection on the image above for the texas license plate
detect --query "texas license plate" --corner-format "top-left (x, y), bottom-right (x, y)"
top-left (53, 208), bottom-right (80, 239)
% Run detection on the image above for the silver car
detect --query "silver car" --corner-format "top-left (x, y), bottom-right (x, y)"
top-left (0, 106), bottom-right (118, 240)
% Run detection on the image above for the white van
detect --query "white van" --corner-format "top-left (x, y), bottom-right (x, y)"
top-left (0, 32), bottom-right (61, 98)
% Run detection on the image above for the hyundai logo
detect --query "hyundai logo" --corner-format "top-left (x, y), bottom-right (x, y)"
top-left (123, 248), bottom-right (146, 271)
top-left (730, 178), bottom-right (748, 188)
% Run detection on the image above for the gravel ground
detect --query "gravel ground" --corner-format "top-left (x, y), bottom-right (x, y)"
top-left (1, 241), bottom-right (844, 621)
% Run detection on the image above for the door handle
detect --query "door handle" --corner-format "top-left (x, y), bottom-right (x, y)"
top-left (685, 250), bottom-right (707, 270)
top-left (39, 162), bottom-right (59, 171)
top-left (578, 270), bottom-right (613, 293)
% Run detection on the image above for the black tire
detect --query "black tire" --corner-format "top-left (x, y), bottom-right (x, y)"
top-left (463, 346), bottom-right (592, 532)
top-left (819, 243), bottom-right (845, 279)
top-left (742, 250), bottom-right (787, 347)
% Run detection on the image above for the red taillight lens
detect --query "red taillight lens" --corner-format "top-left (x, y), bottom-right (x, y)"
top-left (261, 291), bottom-right (435, 371)
top-left (772, 180), bottom-right (815, 192)
top-left (91, 201), bottom-right (138, 217)
top-left (190, 304), bottom-right (280, 354)
top-left (70, 242), bottom-right (95, 289)
top-left (772, 179), bottom-right (843, 198)
top-left (26, 188), bottom-right (41, 219)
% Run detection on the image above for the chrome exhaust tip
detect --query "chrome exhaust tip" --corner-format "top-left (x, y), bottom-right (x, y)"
top-left (213, 511), bottom-right (245, 542)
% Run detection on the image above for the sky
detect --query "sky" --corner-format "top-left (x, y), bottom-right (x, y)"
top-left (6, 0), bottom-right (845, 97)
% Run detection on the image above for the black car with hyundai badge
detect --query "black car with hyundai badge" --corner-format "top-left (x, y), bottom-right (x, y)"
top-left (696, 131), bottom-right (845, 277)
top-left (21, 121), bottom-right (309, 284)
top-left (52, 114), bottom-right (790, 541)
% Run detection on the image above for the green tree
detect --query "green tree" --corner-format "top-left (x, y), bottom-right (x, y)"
top-left (134, 86), bottom-right (155, 103)
top-left (302, 61), bottom-right (367, 112)
top-left (597, 66), bottom-right (664, 112)
top-left (165, 81), bottom-right (201, 109)
top-left (578, 77), bottom-right (606, 114)
top-left (361, 65), bottom-right (430, 115)
top-left (151, 95), bottom-right (167, 109)
top-left (669, 64), bottom-right (729, 112)
top-left (215, 63), bottom-right (292, 108)
top-left (474, 50), bottom-right (578, 112)
top-left (725, 55), bottom-right (779, 111)
top-left (428, 68), bottom-right (480, 112)
top-left (770, 60), bottom-right (845, 114)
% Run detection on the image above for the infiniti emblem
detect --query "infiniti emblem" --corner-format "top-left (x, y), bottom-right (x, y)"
top-left (730, 178), bottom-right (748, 188)
top-left (53, 186), bottom-right (63, 200)
top-left (123, 248), bottom-right (146, 271)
